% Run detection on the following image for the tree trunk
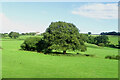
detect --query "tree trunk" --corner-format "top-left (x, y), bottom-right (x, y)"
top-left (63, 51), bottom-right (66, 54)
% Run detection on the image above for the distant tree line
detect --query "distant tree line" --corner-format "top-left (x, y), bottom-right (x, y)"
top-left (86, 35), bottom-right (120, 49)
top-left (8, 32), bottom-right (20, 39)
top-left (0, 32), bottom-right (20, 39)
top-left (0, 32), bottom-right (37, 38)
top-left (21, 32), bottom-right (36, 36)
top-left (100, 31), bottom-right (120, 35)
top-left (0, 33), bottom-right (8, 38)
top-left (86, 35), bottom-right (109, 46)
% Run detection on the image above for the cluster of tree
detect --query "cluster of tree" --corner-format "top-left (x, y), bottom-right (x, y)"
top-left (21, 32), bottom-right (36, 36)
top-left (86, 35), bottom-right (120, 48)
top-left (105, 55), bottom-right (120, 60)
top-left (0, 32), bottom-right (20, 39)
top-left (87, 35), bottom-right (109, 46)
top-left (8, 32), bottom-right (20, 39)
top-left (21, 21), bottom-right (87, 54)
top-left (21, 37), bottom-right (50, 52)
top-left (0, 33), bottom-right (8, 38)
top-left (100, 31), bottom-right (120, 35)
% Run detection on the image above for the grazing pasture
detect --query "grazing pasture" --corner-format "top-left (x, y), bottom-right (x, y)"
top-left (108, 35), bottom-right (119, 45)
top-left (92, 35), bottom-right (119, 45)
top-left (1, 35), bottom-right (118, 78)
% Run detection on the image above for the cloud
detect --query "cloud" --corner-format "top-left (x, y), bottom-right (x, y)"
top-left (0, 13), bottom-right (46, 33)
top-left (72, 3), bottom-right (118, 19)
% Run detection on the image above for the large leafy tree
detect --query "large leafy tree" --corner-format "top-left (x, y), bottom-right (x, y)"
top-left (43, 21), bottom-right (87, 54)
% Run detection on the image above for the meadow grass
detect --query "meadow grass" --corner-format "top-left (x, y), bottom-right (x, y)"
top-left (2, 37), bottom-right (118, 78)
top-left (108, 35), bottom-right (119, 45)
top-left (91, 35), bottom-right (119, 45)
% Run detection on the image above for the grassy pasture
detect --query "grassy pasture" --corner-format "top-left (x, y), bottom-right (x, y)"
top-left (108, 35), bottom-right (119, 45)
top-left (1, 36), bottom-right (118, 78)
top-left (92, 35), bottom-right (119, 45)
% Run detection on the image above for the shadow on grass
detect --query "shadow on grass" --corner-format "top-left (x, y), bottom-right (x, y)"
top-left (19, 49), bottom-right (96, 58)
top-left (45, 52), bottom-right (95, 57)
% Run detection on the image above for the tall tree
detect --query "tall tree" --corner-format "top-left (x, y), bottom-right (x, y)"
top-left (43, 21), bottom-right (87, 54)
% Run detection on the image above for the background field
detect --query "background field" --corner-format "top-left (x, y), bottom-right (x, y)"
top-left (108, 35), bottom-right (119, 45)
top-left (1, 35), bottom-right (119, 78)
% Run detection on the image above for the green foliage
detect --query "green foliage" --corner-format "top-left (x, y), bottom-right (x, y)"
top-left (21, 32), bottom-right (36, 35)
top-left (36, 39), bottom-right (51, 53)
top-left (21, 37), bottom-right (50, 52)
top-left (87, 36), bottom-right (95, 44)
top-left (21, 37), bottom-right (42, 51)
top-left (8, 32), bottom-right (20, 39)
top-left (0, 33), bottom-right (8, 38)
top-left (43, 21), bottom-right (87, 53)
top-left (107, 43), bottom-right (117, 48)
top-left (79, 34), bottom-right (88, 42)
top-left (94, 35), bottom-right (109, 45)
top-left (88, 32), bottom-right (91, 35)
top-left (105, 55), bottom-right (120, 60)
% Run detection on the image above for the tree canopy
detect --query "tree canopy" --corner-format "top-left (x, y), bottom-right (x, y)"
top-left (94, 35), bottom-right (109, 45)
top-left (43, 21), bottom-right (87, 54)
top-left (8, 32), bottom-right (20, 39)
top-left (88, 32), bottom-right (91, 35)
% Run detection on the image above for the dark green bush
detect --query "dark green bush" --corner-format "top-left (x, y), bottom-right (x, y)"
top-left (36, 39), bottom-right (51, 53)
top-left (94, 35), bottom-right (109, 45)
top-left (83, 54), bottom-right (95, 57)
top-left (105, 55), bottom-right (111, 59)
top-left (21, 37), bottom-right (51, 53)
top-left (105, 55), bottom-right (120, 60)
top-left (116, 55), bottom-right (120, 60)
top-left (107, 44), bottom-right (117, 48)
top-left (87, 36), bottom-right (95, 44)
top-left (21, 37), bottom-right (42, 51)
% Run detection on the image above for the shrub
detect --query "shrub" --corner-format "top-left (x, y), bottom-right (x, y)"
top-left (36, 39), bottom-right (51, 53)
top-left (107, 44), bottom-right (117, 48)
top-left (21, 37), bottom-right (51, 53)
top-left (87, 36), bottom-right (95, 44)
top-left (98, 43), bottom-right (104, 47)
top-left (84, 54), bottom-right (95, 57)
top-left (21, 37), bottom-right (42, 51)
top-left (116, 55), bottom-right (120, 60)
top-left (105, 55), bottom-right (111, 59)
top-left (105, 55), bottom-right (120, 60)
top-left (94, 35), bottom-right (109, 45)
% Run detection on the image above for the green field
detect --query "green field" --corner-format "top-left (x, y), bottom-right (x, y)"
top-left (92, 35), bottom-right (119, 45)
top-left (1, 35), bottom-right (119, 78)
top-left (108, 35), bottom-right (119, 45)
